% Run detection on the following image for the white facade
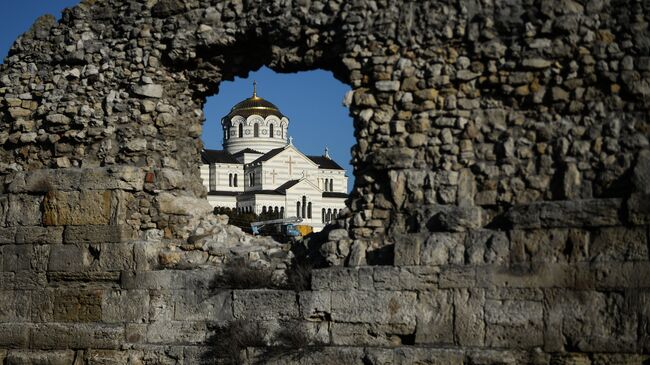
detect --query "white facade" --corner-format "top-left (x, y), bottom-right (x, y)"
top-left (200, 86), bottom-right (348, 232)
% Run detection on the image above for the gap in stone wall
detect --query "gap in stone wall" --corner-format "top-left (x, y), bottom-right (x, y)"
top-left (202, 67), bottom-right (354, 189)
top-left (199, 66), bottom-right (354, 231)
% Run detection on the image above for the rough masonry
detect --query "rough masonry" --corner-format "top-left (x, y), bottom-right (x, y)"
top-left (0, 0), bottom-right (649, 364)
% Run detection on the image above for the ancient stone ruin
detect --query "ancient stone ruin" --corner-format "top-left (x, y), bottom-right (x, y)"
top-left (0, 0), bottom-right (649, 363)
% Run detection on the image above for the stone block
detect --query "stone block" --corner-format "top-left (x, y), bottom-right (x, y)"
top-left (148, 290), bottom-right (175, 321)
top-left (30, 290), bottom-right (55, 322)
top-left (414, 290), bottom-right (454, 344)
top-left (15, 226), bottom-right (63, 244)
top-left (47, 272), bottom-right (120, 286)
top-left (428, 206), bottom-right (483, 232)
top-left (2, 245), bottom-right (33, 271)
top-left (398, 266), bottom-right (439, 290)
top-left (627, 192), bottom-right (650, 225)
top-left (0, 195), bottom-right (8, 227)
top-left (505, 199), bottom-right (622, 229)
top-left (0, 290), bottom-right (16, 321)
top-left (299, 290), bottom-right (331, 320)
top-left (4, 350), bottom-right (75, 365)
top-left (439, 266), bottom-right (475, 288)
top-left (0, 227), bottom-right (17, 244)
top-left (485, 299), bottom-right (543, 348)
top-left (393, 348), bottom-right (464, 365)
top-left (174, 289), bottom-right (232, 322)
top-left (590, 226), bottom-right (648, 262)
top-left (545, 290), bottom-right (637, 352)
top-left (637, 291), bottom-right (650, 352)
top-left (125, 324), bottom-right (147, 343)
top-left (233, 289), bottom-right (298, 320)
top-left (64, 225), bottom-right (134, 243)
top-left (30, 323), bottom-right (123, 349)
top-left (53, 290), bottom-right (102, 322)
top-left (465, 229), bottom-right (509, 265)
top-left (102, 289), bottom-right (149, 323)
top-left (477, 263), bottom-right (573, 288)
top-left (0, 272), bottom-right (15, 289)
top-left (13, 271), bottom-right (46, 289)
top-left (393, 233), bottom-right (425, 266)
top-left (156, 192), bottom-right (212, 216)
top-left (7, 169), bottom-right (81, 193)
top-left (330, 322), bottom-right (410, 346)
top-left (421, 232), bottom-right (465, 265)
top-left (311, 268), bottom-right (359, 291)
top-left (86, 243), bottom-right (134, 271)
top-left (43, 190), bottom-right (111, 226)
top-left (0, 324), bottom-right (29, 348)
top-left (146, 321), bottom-right (207, 344)
top-left (121, 271), bottom-right (174, 290)
top-left (48, 244), bottom-right (89, 271)
top-left (453, 288), bottom-right (485, 346)
top-left (373, 266), bottom-right (401, 290)
top-left (331, 290), bottom-right (416, 326)
top-left (78, 166), bottom-right (145, 191)
top-left (6, 194), bottom-right (42, 226)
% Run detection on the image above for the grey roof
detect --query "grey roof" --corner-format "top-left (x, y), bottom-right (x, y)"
top-left (250, 147), bottom-right (286, 164)
top-left (207, 190), bottom-right (240, 196)
top-left (275, 179), bottom-right (301, 192)
top-left (232, 148), bottom-right (262, 156)
top-left (323, 192), bottom-right (348, 198)
top-left (307, 155), bottom-right (345, 170)
top-left (201, 149), bottom-right (239, 164)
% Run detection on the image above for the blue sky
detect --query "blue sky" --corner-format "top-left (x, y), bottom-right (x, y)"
top-left (1, 1), bottom-right (355, 191)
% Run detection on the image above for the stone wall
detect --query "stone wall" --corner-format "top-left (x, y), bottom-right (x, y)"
top-left (0, 0), bottom-right (648, 363)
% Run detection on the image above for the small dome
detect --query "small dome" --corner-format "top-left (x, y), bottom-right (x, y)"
top-left (225, 82), bottom-right (284, 119)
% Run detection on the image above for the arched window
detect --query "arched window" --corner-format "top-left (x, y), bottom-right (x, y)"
top-left (280, 207), bottom-right (285, 218)
top-left (269, 124), bottom-right (274, 138)
top-left (329, 179), bottom-right (334, 192)
top-left (323, 179), bottom-right (327, 191)
top-left (307, 202), bottom-right (312, 219)
top-left (296, 202), bottom-right (301, 218)
top-left (302, 196), bottom-right (306, 218)
top-left (322, 208), bottom-right (326, 223)
top-left (333, 209), bottom-right (338, 219)
top-left (238, 124), bottom-right (243, 138)
top-left (262, 206), bottom-right (267, 214)
top-left (233, 174), bottom-right (238, 187)
top-left (229, 173), bottom-right (233, 187)
top-left (254, 123), bottom-right (259, 137)
top-left (327, 208), bottom-right (332, 223)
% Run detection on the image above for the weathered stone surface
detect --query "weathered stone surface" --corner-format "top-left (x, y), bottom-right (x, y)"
top-left (15, 227), bottom-right (63, 244)
top-left (102, 290), bottom-right (149, 323)
top-left (505, 199), bottom-right (623, 228)
top-left (420, 233), bottom-right (465, 266)
top-left (233, 289), bottom-right (299, 320)
top-left (63, 225), bottom-right (133, 244)
top-left (132, 84), bottom-right (163, 98)
top-left (453, 288), bottom-right (485, 346)
top-left (43, 191), bottom-right (111, 226)
top-left (4, 350), bottom-right (75, 365)
top-left (174, 289), bottom-right (232, 322)
top-left (485, 299), bottom-right (544, 348)
top-left (6, 194), bottom-right (42, 226)
top-left (30, 323), bottom-right (124, 349)
top-left (590, 226), bottom-right (648, 262)
top-left (415, 290), bottom-right (453, 344)
top-left (331, 290), bottom-right (416, 326)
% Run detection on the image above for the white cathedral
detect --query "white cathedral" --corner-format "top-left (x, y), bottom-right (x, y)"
top-left (200, 83), bottom-right (349, 232)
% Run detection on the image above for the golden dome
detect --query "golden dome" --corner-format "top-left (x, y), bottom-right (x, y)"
top-left (225, 81), bottom-right (285, 119)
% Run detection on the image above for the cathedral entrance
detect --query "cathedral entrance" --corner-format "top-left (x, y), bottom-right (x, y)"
top-left (199, 67), bottom-right (353, 233)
